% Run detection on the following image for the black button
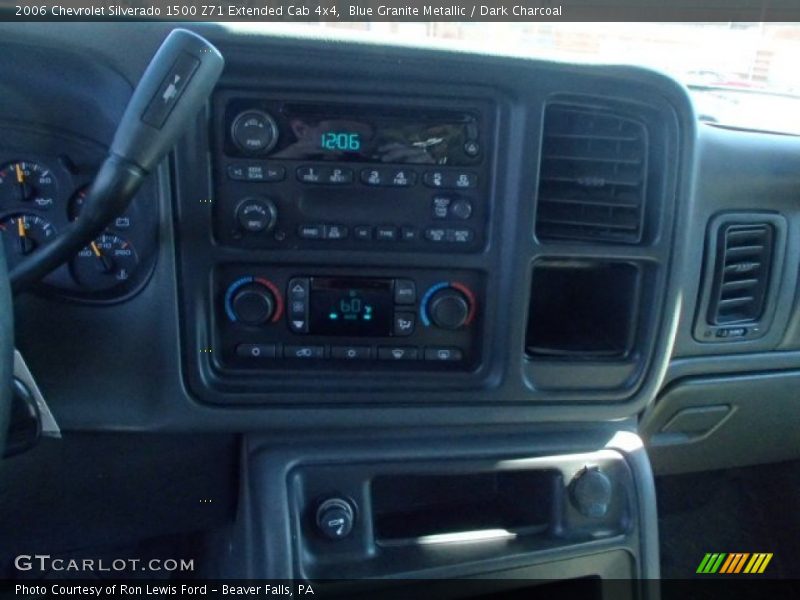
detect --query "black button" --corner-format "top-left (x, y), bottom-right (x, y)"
top-left (464, 140), bottom-right (480, 157)
top-left (401, 226), bottom-right (418, 241)
top-left (298, 224), bottom-right (324, 239)
top-left (284, 345), bottom-right (325, 359)
top-left (376, 226), bottom-right (399, 241)
top-left (394, 279), bottom-right (416, 304)
top-left (326, 167), bottom-right (354, 185)
top-left (387, 169), bottom-right (416, 187)
top-left (324, 224), bottom-right (348, 240)
top-left (424, 227), bottom-right (447, 242)
top-left (297, 166), bottom-right (325, 184)
top-left (393, 312), bottom-right (416, 336)
top-left (446, 228), bottom-right (474, 243)
top-left (227, 164), bottom-right (247, 180)
top-left (361, 168), bottom-right (386, 186)
top-left (423, 170), bottom-right (447, 188)
top-left (432, 196), bottom-right (451, 219)
top-left (236, 199), bottom-right (275, 233)
top-left (142, 51), bottom-right (200, 128)
top-left (354, 225), bottom-right (373, 240)
top-left (288, 278), bottom-right (309, 301)
top-left (450, 199), bottom-right (473, 220)
top-left (331, 346), bottom-right (372, 360)
top-left (235, 344), bottom-right (277, 359)
top-left (263, 165), bottom-right (286, 182)
top-left (424, 347), bottom-right (463, 361)
top-left (378, 346), bottom-right (419, 361)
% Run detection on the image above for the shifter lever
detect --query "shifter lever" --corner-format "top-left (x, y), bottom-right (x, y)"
top-left (10, 28), bottom-right (224, 292)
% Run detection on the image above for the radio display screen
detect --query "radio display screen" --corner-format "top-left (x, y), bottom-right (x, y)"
top-left (265, 103), bottom-right (480, 166)
top-left (309, 277), bottom-right (394, 336)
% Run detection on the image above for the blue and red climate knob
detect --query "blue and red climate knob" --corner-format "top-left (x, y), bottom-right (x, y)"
top-left (420, 281), bottom-right (477, 330)
top-left (224, 276), bottom-right (284, 326)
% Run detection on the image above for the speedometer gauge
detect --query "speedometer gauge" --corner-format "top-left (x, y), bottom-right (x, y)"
top-left (0, 160), bottom-right (58, 210)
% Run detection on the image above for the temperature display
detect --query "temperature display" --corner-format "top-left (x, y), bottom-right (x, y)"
top-left (309, 277), bottom-right (393, 336)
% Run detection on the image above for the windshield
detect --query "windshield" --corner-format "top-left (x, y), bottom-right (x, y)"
top-left (286, 22), bottom-right (800, 135)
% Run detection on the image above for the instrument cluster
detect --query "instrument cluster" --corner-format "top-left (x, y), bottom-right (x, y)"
top-left (0, 136), bottom-right (158, 301)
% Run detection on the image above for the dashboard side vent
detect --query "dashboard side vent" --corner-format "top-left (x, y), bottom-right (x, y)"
top-left (708, 223), bottom-right (774, 325)
top-left (536, 105), bottom-right (648, 244)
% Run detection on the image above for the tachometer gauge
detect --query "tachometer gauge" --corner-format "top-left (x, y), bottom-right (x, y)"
top-left (0, 161), bottom-right (58, 210)
top-left (0, 213), bottom-right (58, 269)
top-left (71, 233), bottom-right (139, 291)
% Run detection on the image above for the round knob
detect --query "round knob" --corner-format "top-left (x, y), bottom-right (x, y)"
top-left (315, 498), bottom-right (355, 541)
top-left (235, 198), bottom-right (277, 234)
top-left (428, 288), bottom-right (470, 330)
top-left (570, 467), bottom-right (612, 518)
top-left (230, 284), bottom-right (275, 325)
top-left (231, 110), bottom-right (279, 154)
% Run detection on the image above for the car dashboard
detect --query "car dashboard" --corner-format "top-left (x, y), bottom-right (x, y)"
top-left (1, 21), bottom-right (800, 589)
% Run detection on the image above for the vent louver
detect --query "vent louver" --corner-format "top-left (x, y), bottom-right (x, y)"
top-left (536, 105), bottom-right (648, 244)
top-left (708, 223), bottom-right (774, 325)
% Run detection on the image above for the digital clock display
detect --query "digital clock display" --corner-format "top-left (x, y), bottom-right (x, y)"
top-left (320, 131), bottom-right (362, 152)
top-left (308, 277), bottom-right (394, 336)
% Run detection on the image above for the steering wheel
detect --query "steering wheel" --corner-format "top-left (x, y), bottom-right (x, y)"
top-left (0, 241), bottom-right (11, 455)
top-left (0, 29), bottom-right (223, 455)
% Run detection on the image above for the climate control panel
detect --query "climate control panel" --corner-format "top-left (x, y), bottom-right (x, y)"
top-left (214, 266), bottom-right (483, 371)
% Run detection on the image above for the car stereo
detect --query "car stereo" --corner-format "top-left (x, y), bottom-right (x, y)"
top-left (211, 92), bottom-right (490, 253)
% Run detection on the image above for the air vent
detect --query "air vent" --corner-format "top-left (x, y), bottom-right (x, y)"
top-left (536, 105), bottom-right (648, 244)
top-left (708, 223), bottom-right (774, 325)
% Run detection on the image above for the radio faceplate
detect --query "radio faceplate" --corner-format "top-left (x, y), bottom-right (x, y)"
top-left (211, 92), bottom-right (491, 253)
top-left (215, 265), bottom-right (483, 372)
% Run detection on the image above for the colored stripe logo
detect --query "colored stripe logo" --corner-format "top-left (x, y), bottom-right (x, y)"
top-left (696, 553), bottom-right (773, 574)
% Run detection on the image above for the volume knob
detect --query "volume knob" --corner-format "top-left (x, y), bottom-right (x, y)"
top-left (428, 288), bottom-right (471, 330)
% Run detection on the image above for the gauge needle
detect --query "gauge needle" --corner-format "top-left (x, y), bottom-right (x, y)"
top-left (17, 218), bottom-right (33, 255)
top-left (14, 163), bottom-right (24, 184)
top-left (91, 241), bottom-right (114, 272)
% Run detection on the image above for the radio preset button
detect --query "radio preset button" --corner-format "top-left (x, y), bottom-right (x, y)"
top-left (393, 312), bottom-right (416, 336)
top-left (394, 279), bottom-right (416, 304)
top-left (235, 343), bottom-right (277, 359)
top-left (360, 168), bottom-right (385, 186)
top-left (453, 172), bottom-right (478, 189)
top-left (378, 346), bottom-right (419, 361)
top-left (388, 169), bottom-right (416, 187)
top-left (376, 226), bottom-right (399, 242)
top-left (424, 170), bottom-right (446, 188)
top-left (284, 345), bottom-right (324, 359)
top-left (297, 166), bottom-right (324, 184)
top-left (423, 170), bottom-right (478, 189)
top-left (331, 346), bottom-right (372, 360)
top-left (327, 167), bottom-right (354, 185)
top-left (424, 347), bottom-right (463, 361)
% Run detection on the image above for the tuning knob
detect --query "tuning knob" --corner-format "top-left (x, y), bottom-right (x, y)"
top-left (426, 286), bottom-right (473, 330)
top-left (235, 197), bottom-right (277, 235)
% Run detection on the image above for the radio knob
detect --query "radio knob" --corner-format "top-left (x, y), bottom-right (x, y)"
top-left (231, 110), bottom-right (279, 154)
top-left (235, 197), bottom-right (277, 234)
top-left (230, 284), bottom-right (276, 325)
top-left (428, 288), bottom-right (471, 330)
